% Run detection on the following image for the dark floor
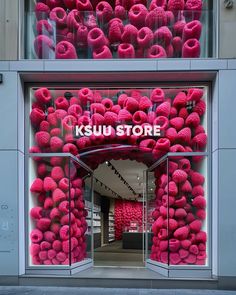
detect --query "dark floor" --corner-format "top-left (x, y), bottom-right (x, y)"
top-left (72, 266), bottom-right (163, 279)
top-left (0, 287), bottom-right (235, 295)
top-left (95, 240), bottom-right (143, 253)
top-left (94, 240), bottom-right (144, 267)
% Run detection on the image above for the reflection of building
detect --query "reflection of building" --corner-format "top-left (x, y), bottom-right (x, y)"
top-left (0, 0), bottom-right (236, 290)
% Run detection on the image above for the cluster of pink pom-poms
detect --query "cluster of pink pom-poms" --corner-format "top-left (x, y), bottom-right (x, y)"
top-left (115, 200), bottom-right (143, 240)
top-left (30, 86), bottom-right (207, 156)
top-left (29, 161), bottom-right (88, 265)
top-left (150, 157), bottom-right (207, 265)
top-left (34, 0), bottom-right (203, 59)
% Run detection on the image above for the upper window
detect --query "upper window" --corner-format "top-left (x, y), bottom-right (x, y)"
top-left (25, 0), bottom-right (214, 59)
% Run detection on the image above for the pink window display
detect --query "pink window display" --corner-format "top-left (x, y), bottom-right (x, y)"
top-left (147, 154), bottom-right (208, 266)
top-left (27, 85), bottom-right (208, 267)
top-left (27, 0), bottom-right (213, 59)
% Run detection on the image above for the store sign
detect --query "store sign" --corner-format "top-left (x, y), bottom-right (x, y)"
top-left (75, 124), bottom-right (161, 137)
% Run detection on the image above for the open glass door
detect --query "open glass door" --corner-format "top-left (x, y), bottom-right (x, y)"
top-left (27, 153), bottom-right (94, 275)
top-left (145, 153), bottom-right (210, 278)
top-left (83, 166), bottom-right (94, 264)
top-left (145, 156), bottom-right (169, 276)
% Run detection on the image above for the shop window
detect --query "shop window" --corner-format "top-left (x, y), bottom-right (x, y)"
top-left (27, 154), bottom-right (93, 271)
top-left (26, 84), bottom-right (209, 272)
top-left (147, 154), bottom-right (209, 267)
top-left (25, 0), bottom-right (214, 59)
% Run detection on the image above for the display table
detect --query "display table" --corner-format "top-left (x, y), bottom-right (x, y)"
top-left (122, 232), bottom-right (143, 249)
top-left (122, 232), bottom-right (153, 250)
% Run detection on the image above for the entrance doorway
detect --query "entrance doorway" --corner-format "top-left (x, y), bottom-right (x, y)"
top-left (87, 159), bottom-right (147, 267)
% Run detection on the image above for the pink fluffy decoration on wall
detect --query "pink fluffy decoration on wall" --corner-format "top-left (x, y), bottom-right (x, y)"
top-left (114, 200), bottom-right (143, 240)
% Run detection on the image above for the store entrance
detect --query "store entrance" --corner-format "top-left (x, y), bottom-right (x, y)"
top-left (91, 159), bottom-right (147, 267)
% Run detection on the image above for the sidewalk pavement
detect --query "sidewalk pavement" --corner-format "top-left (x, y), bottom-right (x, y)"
top-left (0, 287), bottom-right (236, 295)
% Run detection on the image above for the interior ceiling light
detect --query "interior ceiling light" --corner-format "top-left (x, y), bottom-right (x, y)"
top-left (94, 176), bottom-right (123, 199)
top-left (106, 161), bottom-right (138, 196)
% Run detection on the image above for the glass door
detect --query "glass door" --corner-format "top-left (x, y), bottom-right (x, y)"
top-left (27, 154), bottom-right (94, 274)
top-left (145, 157), bottom-right (169, 269)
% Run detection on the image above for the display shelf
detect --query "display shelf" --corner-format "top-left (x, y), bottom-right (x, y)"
top-left (108, 211), bottom-right (115, 242)
top-left (85, 200), bottom-right (101, 236)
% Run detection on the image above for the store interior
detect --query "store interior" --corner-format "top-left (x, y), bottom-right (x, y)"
top-left (89, 159), bottom-right (147, 267)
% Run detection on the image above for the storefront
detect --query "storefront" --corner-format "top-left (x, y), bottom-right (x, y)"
top-left (25, 82), bottom-right (209, 277)
top-left (0, 0), bottom-right (236, 289)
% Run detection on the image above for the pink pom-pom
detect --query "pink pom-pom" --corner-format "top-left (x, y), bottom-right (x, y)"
top-left (182, 38), bottom-right (200, 58)
top-left (34, 35), bottom-right (54, 59)
top-left (156, 101), bottom-right (171, 117)
top-left (76, 25), bottom-right (88, 48)
top-left (129, 4), bottom-right (148, 29)
top-left (96, 1), bottom-right (113, 23)
top-left (30, 229), bottom-right (43, 243)
top-left (167, 0), bottom-right (185, 13)
top-left (56, 41), bottom-right (78, 59)
top-left (67, 10), bottom-right (82, 31)
top-left (76, 0), bottom-right (93, 11)
top-left (172, 36), bottom-right (182, 56)
top-left (122, 24), bottom-right (138, 45)
top-left (149, 0), bottom-right (167, 10)
top-left (137, 27), bottom-right (153, 48)
top-left (118, 43), bottom-right (135, 58)
top-left (173, 20), bottom-right (186, 37)
top-left (147, 45), bottom-right (167, 58)
top-left (35, 3), bottom-right (50, 21)
top-left (108, 20), bottom-right (123, 44)
top-left (172, 169), bottom-right (188, 183)
top-left (30, 178), bottom-right (43, 193)
top-left (185, 112), bottom-right (200, 127)
top-left (115, 5), bottom-right (126, 19)
top-left (145, 7), bottom-right (167, 30)
top-left (37, 218), bottom-right (51, 232)
top-left (185, 0), bottom-right (203, 20)
top-left (88, 28), bottom-right (107, 49)
top-left (36, 20), bottom-right (53, 36)
top-left (50, 7), bottom-right (67, 28)
top-left (154, 26), bottom-right (172, 47)
top-left (30, 207), bottom-right (43, 220)
top-left (174, 226), bottom-right (189, 240)
top-left (183, 20), bottom-right (202, 42)
top-left (192, 196), bottom-right (206, 209)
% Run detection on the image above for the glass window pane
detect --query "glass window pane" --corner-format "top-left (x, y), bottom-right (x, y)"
top-left (28, 155), bottom-right (91, 267)
top-left (25, 0), bottom-right (214, 59)
top-left (147, 154), bottom-right (208, 267)
top-left (28, 85), bottom-right (208, 160)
